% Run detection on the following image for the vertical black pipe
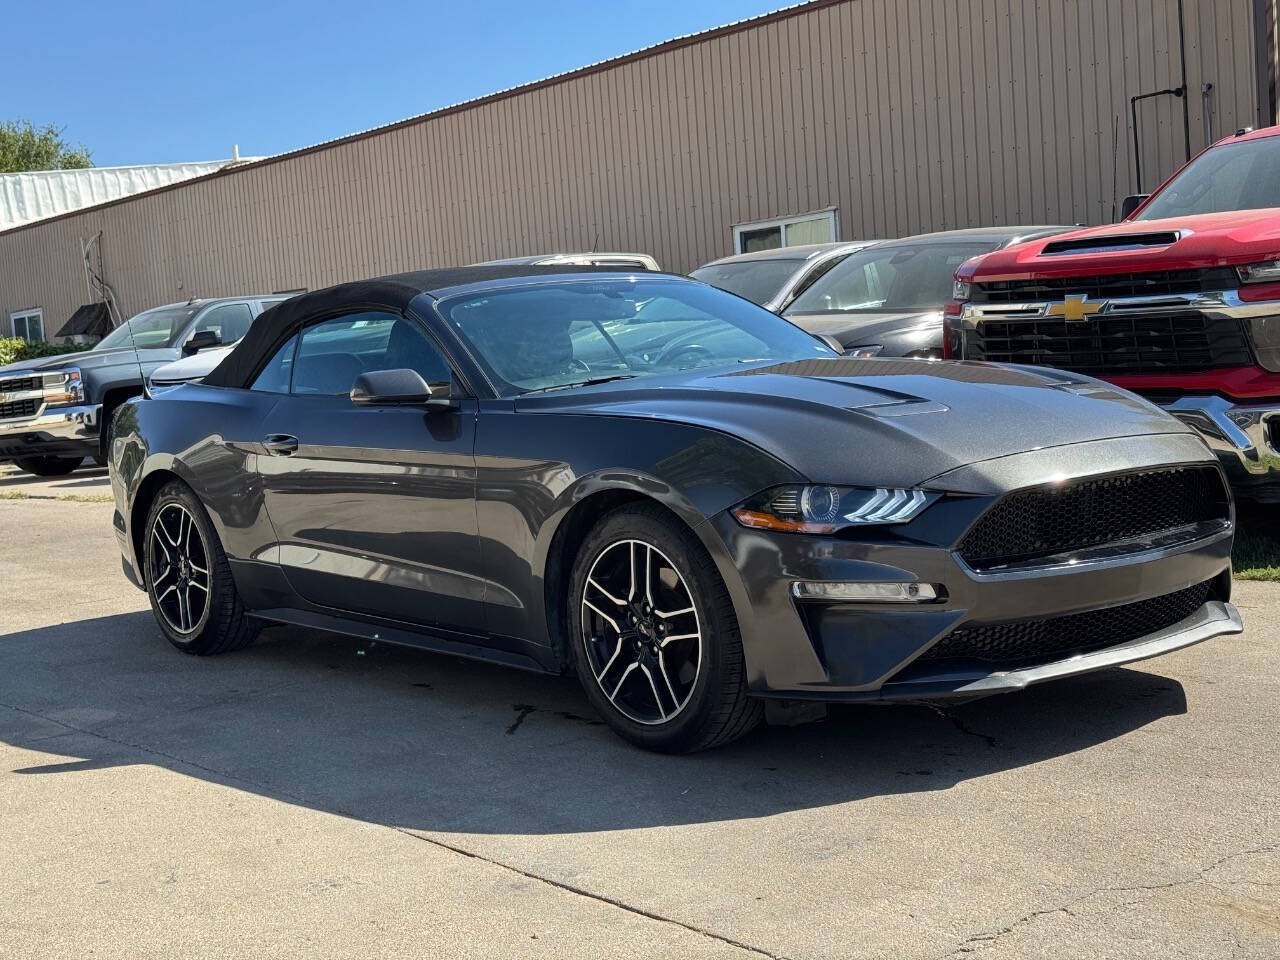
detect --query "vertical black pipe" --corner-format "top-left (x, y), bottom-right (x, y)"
top-left (1177, 0), bottom-right (1192, 159)
top-left (1132, 96), bottom-right (1144, 193)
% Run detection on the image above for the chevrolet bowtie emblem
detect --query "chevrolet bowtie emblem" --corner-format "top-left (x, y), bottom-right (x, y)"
top-left (1046, 294), bottom-right (1105, 322)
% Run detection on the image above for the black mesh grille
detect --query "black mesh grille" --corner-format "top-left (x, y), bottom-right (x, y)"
top-left (972, 268), bottom-right (1236, 303)
top-left (958, 466), bottom-right (1229, 571)
top-left (0, 398), bottom-right (39, 419)
top-left (966, 311), bottom-right (1254, 374)
top-left (0, 375), bottom-right (41, 394)
top-left (919, 579), bottom-right (1214, 666)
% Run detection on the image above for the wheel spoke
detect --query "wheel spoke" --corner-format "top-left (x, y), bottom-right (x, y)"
top-left (583, 599), bottom-right (620, 634)
top-left (656, 650), bottom-right (681, 707)
top-left (609, 661), bottom-right (638, 703)
top-left (653, 604), bottom-right (694, 619)
top-left (644, 544), bottom-right (653, 606)
top-left (156, 584), bottom-right (177, 604)
top-left (595, 637), bottom-right (623, 682)
top-left (152, 563), bottom-right (174, 587)
top-left (628, 541), bottom-right (637, 601)
top-left (187, 579), bottom-right (208, 594)
top-left (659, 632), bottom-right (698, 648)
top-left (639, 663), bottom-right (667, 721)
top-left (586, 577), bottom-right (627, 607)
top-left (151, 528), bottom-right (171, 563)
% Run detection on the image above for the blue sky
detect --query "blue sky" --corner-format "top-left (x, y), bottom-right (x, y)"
top-left (11, 0), bottom-right (784, 168)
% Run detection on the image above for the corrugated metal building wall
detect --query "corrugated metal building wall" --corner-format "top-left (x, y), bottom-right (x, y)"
top-left (0, 0), bottom-right (1266, 334)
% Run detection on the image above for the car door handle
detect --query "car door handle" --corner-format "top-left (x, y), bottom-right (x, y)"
top-left (262, 434), bottom-right (299, 456)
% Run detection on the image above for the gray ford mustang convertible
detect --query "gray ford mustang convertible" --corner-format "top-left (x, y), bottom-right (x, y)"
top-left (109, 265), bottom-right (1243, 752)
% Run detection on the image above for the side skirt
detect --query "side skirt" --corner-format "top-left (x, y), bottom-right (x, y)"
top-left (230, 558), bottom-right (559, 675)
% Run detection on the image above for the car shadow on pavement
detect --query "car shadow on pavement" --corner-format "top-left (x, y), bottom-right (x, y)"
top-left (0, 467), bottom-right (108, 489)
top-left (1, 611), bottom-right (1189, 835)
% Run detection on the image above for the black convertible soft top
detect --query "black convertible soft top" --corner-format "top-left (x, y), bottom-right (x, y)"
top-left (202, 264), bottom-right (616, 389)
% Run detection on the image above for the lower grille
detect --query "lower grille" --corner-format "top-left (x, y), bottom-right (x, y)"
top-left (968, 310), bottom-right (1253, 375)
top-left (958, 466), bottom-right (1230, 572)
top-left (0, 398), bottom-right (39, 419)
top-left (920, 579), bottom-right (1215, 667)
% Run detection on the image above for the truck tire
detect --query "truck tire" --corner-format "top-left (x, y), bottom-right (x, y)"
top-left (14, 456), bottom-right (84, 477)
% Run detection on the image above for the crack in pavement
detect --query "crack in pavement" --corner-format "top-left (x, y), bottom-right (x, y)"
top-left (937, 844), bottom-right (1278, 957)
top-left (0, 699), bottom-right (790, 959)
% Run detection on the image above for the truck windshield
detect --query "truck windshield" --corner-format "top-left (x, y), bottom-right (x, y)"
top-left (96, 305), bottom-right (200, 350)
top-left (1137, 136), bottom-right (1280, 220)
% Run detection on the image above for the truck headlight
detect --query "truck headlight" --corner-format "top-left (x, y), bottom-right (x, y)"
top-left (952, 279), bottom-right (971, 300)
top-left (42, 367), bottom-right (85, 406)
top-left (1236, 260), bottom-right (1280, 284)
top-left (731, 485), bottom-right (937, 534)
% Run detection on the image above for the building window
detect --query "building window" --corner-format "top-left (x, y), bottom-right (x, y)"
top-left (10, 308), bottom-right (44, 343)
top-left (732, 209), bottom-right (838, 254)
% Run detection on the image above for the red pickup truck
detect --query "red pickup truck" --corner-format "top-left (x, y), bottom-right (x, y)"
top-left (948, 125), bottom-right (1280, 502)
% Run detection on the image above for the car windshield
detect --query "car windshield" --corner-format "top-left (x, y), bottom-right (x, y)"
top-left (96, 305), bottom-right (200, 350)
top-left (690, 259), bottom-right (801, 305)
top-left (1136, 136), bottom-right (1280, 219)
top-left (439, 277), bottom-right (835, 395)
top-left (785, 242), bottom-right (996, 314)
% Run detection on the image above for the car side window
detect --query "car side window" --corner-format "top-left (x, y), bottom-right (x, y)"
top-left (193, 303), bottom-right (255, 344)
top-left (251, 335), bottom-right (298, 393)
top-left (291, 311), bottom-right (453, 396)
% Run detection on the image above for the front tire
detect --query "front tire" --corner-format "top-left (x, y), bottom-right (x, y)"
top-left (569, 503), bottom-right (762, 752)
top-left (14, 455), bottom-right (83, 477)
top-left (143, 481), bottom-right (259, 655)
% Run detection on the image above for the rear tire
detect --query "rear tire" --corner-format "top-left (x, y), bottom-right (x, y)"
top-left (569, 503), bottom-right (763, 752)
top-left (143, 480), bottom-right (259, 655)
top-left (14, 456), bottom-right (83, 477)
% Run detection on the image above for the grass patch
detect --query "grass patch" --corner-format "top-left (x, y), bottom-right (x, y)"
top-left (0, 491), bottom-right (112, 503)
top-left (1234, 502), bottom-right (1280, 581)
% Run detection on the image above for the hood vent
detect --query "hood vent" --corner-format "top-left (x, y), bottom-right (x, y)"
top-left (1041, 231), bottom-right (1181, 255)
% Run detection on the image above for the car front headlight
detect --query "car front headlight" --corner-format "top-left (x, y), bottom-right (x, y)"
top-left (846, 344), bottom-right (883, 358)
top-left (41, 367), bottom-right (85, 406)
top-left (731, 484), bottom-right (937, 534)
top-left (1236, 260), bottom-right (1280, 284)
top-left (952, 279), bottom-right (972, 300)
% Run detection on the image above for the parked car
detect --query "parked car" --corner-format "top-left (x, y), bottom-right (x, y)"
top-left (0, 295), bottom-right (288, 475)
top-left (951, 125), bottom-right (1280, 503)
top-left (783, 227), bottom-right (1073, 357)
top-left (147, 294), bottom-right (301, 397)
top-left (146, 344), bottom-right (237, 397)
top-left (690, 241), bottom-right (880, 312)
top-left (109, 265), bottom-right (1241, 752)
top-left (478, 252), bottom-right (660, 270)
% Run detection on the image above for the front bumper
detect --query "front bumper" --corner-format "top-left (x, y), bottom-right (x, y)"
top-left (0, 403), bottom-right (101, 460)
top-left (701, 438), bottom-right (1240, 700)
top-left (1161, 396), bottom-right (1280, 502)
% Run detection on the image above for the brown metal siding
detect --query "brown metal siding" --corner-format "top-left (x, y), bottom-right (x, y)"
top-left (0, 0), bottom-right (1263, 335)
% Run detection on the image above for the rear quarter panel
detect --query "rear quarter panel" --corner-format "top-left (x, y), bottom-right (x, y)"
top-left (112, 384), bottom-right (283, 569)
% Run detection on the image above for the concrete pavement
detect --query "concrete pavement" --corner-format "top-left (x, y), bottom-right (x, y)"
top-left (1, 497), bottom-right (1276, 958)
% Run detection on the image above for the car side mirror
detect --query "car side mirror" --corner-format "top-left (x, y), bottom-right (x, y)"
top-left (350, 368), bottom-right (459, 410)
top-left (1120, 194), bottom-right (1150, 220)
top-left (182, 330), bottom-right (222, 355)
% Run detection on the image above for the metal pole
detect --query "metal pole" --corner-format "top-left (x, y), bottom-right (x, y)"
top-left (1177, 0), bottom-right (1192, 158)
top-left (1132, 96), bottom-right (1143, 193)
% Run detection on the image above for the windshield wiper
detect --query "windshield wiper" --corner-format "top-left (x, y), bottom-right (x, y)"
top-left (525, 373), bottom-right (638, 394)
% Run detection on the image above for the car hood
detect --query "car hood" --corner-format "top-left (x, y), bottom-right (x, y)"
top-left (0, 344), bottom-right (177, 376)
top-left (151, 344), bottom-right (236, 382)
top-left (958, 207), bottom-right (1280, 281)
top-left (516, 357), bottom-right (1199, 488)
top-left (786, 310), bottom-right (939, 346)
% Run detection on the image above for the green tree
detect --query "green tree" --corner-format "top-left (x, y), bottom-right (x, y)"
top-left (0, 120), bottom-right (92, 173)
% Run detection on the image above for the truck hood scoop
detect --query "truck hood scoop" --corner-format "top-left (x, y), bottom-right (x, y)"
top-left (1041, 231), bottom-right (1181, 255)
